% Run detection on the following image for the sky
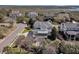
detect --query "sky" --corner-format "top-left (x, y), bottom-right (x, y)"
top-left (0, 0), bottom-right (79, 5)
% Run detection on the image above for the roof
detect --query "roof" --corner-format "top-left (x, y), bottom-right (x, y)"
top-left (60, 22), bottom-right (79, 35)
top-left (60, 22), bottom-right (79, 31)
top-left (33, 21), bottom-right (53, 36)
top-left (28, 12), bottom-right (38, 18)
top-left (33, 21), bottom-right (53, 30)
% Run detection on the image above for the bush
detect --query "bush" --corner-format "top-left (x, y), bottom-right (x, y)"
top-left (43, 40), bottom-right (61, 54)
top-left (3, 46), bottom-right (28, 54)
top-left (15, 35), bottom-right (25, 46)
top-left (16, 16), bottom-right (29, 23)
top-left (59, 41), bottom-right (79, 54)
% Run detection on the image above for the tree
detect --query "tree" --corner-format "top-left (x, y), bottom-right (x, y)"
top-left (16, 16), bottom-right (24, 23)
top-left (28, 18), bottom-right (35, 28)
top-left (0, 31), bottom-right (5, 39)
top-left (15, 35), bottom-right (25, 46)
top-left (0, 26), bottom-right (8, 39)
top-left (3, 46), bottom-right (22, 54)
top-left (48, 27), bottom-right (57, 40)
top-left (16, 16), bottom-right (29, 24)
top-left (0, 14), bottom-right (4, 23)
top-left (2, 46), bottom-right (12, 53)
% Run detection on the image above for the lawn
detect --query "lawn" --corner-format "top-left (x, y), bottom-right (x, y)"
top-left (22, 28), bottom-right (32, 33)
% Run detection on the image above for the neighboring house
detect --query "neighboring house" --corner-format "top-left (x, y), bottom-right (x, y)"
top-left (9, 10), bottom-right (22, 19)
top-left (27, 12), bottom-right (38, 18)
top-left (59, 22), bottom-right (79, 40)
top-left (54, 12), bottom-right (70, 22)
top-left (32, 21), bottom-right (53, 38)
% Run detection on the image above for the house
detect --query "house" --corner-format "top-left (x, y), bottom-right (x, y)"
top-left (9, 10), bottom-right (22, 19)
top-left (27, 12), bottom-right (38, 18)
top-left (54, 12), bottom-right (70, 22)
top-left (32, 20), bottom-right (53, 38)
top-left (59, 22), bottom-right (79, 40)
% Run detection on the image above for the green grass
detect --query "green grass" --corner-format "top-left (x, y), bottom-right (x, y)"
top-left (22, 28), bottom-right (32, 33)
top-left (12, 47), bottom-right (29, 54)
top-left (3, 46), bottom-right (28, 54)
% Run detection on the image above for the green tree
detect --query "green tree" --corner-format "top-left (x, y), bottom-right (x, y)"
top-left (28, 18), bottom-right (35, 28)
top-left (48, 27), bottom-right (57, 40)
top-left (16, 16), bottom-right (29, 23)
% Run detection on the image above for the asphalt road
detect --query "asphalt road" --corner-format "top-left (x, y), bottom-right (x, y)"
top-left (0, 23), bottom-right (27, 53)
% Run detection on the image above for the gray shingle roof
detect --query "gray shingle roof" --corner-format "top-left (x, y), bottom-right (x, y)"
top-left (33, 21), bottom-right (53, 30)
top-left (60, 23), bottom-right (79, 31)
top-left (33, 21), bottom-right (53, 36)
top-left (60, 22), bottom-right (79, 35)
top-left (28, 12), bottom-right (38, 18)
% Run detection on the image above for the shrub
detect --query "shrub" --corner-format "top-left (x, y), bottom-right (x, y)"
top-left (59, 41), bottom-right (79, 54)
top-left (15, 35), bottom-right (25, 46)
top-left (43, 40), bottom-right (61, 54)
top-left (3, 46), bottom-right (28, 54)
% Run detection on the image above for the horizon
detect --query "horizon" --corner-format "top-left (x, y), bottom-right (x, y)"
top-left (0, 5), bottom-right (79, 9)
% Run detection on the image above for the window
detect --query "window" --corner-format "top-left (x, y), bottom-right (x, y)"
top-left (36, 28), bottom-right (40, 29)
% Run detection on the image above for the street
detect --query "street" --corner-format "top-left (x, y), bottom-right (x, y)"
top-left (0, 23), bottom-right (27, 53)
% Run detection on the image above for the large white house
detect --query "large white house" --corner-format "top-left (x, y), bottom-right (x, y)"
top-left (32, 20), bottom-right (53, 38)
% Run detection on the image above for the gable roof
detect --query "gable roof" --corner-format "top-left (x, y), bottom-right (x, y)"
top-left (33, 21), bottom-right (53, 30)
top-left (28, 12), bottom-right (38, 18)
top-left (60, 22), bottom-right (79, 31)
top-left (60, 22), bottom-right (79, 35)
